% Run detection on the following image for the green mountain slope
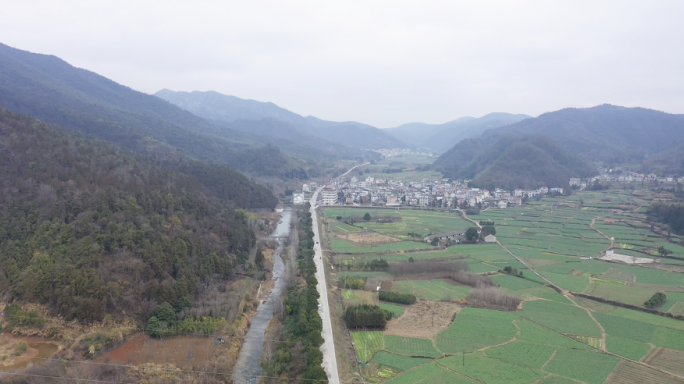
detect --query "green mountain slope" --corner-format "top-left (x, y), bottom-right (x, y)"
top-left (486, 104), bottom-right (684, 165)
top-left (0, 109), bottom-right (275, 322)
top-left (155, 89), bottom-right (408, 150)
top-left (0, 43), bottom-right (313, 179)
top-left (433, 134), bottom-right (594, 189)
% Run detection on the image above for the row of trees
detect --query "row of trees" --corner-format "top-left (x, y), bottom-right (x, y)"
top-left (379, 291), bottom-right (416, 305)
top-left (261, 206), bottom-right (328, 383)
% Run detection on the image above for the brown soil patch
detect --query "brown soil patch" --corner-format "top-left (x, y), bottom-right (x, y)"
top-left (607, 361), bottom-right (684, 384)
top-left (384, 301), bottom-right (461, 339)
top-left (337, 232), bottom-right (400, 244)
top-left (649, 348), bottom-right (684, 375)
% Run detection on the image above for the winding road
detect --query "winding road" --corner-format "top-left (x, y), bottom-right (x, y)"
top-left (309, 163), bottom-right (368, 384)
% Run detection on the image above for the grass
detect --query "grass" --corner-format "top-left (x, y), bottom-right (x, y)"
top-left (520, 300), bottom-right (602, 337)
top-left (351, 331), bottom-right (384, 362)
top-left (606, 335), bottom-right (651, 360)
top-left (379, 303), bottom-right (405, 317)
top-left (372, 351), bottom-right (431, 371)
top-left (384, 335), bottom-right (442, 358)
top-left (392, 280), bottom-right (470, 301)
top-left (543, 348), bottom-right (621, 384)
top-left (437, 308), bottom-right (519, 354)
top-left (485, 341), bottom-right (556, 369)
top-left (439, 353), bottom-right (546, 384)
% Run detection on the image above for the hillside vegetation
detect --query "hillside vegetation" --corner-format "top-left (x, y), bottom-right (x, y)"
top-left (0, 109), bottom-right (273, 322)
top-left (0, 43), bottom-right (319, 179)
top-left (433, 134), bottom-right (594, 189)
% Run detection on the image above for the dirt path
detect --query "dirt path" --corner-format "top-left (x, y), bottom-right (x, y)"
top-left (590, 217), bottom-right (614, 250)
top-left (457, 209), bottom-right (481, 229)
top-left (564, 294), bottom-right (607, 352)
top-left (540, 349), bottom-right (558, 371)
top-left (477, 320), bottom-right (521, 352)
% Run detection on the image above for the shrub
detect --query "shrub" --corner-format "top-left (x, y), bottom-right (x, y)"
top-left (339, 276), bottom-right (366, 290)
top-left (379, 291), bottom-right (416, 305)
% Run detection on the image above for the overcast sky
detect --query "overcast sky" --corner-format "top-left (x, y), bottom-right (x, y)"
top-left (2, 1), bottom-right (683, 127)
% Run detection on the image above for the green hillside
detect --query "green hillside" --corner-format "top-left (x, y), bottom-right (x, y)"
top-left (0, 109), bottom-right (274, 322)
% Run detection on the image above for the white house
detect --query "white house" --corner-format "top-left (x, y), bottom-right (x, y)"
top-left (293, 192), bottom-right (305, 205)
top-left (321, 188), bottom-right (338, 205)
top-left (497, 200), bottom-right (508, 209)
top-left (484, 234), bottom-right (497, 243)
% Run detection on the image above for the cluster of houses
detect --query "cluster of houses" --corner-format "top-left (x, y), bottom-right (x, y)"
top-left (373, 148), bottom-right (435, 158)
top-left (423, 229), bottom-right (497, 245)
top-left (570, 168), bottom-right (684, 187)
top-left (293, 175), bottom-right (563, 209)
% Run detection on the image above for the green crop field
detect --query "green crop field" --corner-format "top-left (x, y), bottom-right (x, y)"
top-left (539, 376), bottom-right (583, 384)
top-left (606, 335), bottom-right (651, 360)
top-left (379, 303), bottom-right (405, 317)
top-left (538, 271), bottom-right (590, 292)
top-left (383, 361), bottom-right (478, 384)
top-left (585, 281), bottom-right (657, 306)
top-left (440, 353), bottom-right (546, 384)
top-left (520, 300), bottom-right (602, 337)
top-left (516, 320), bottom-right (591, 350)
top-left (384, 335), bottom-right (442, 357)
top-left (372, 351), bottom-right (431, 371)
top-left (543, 348), bottom-right (621, 384)
top-left (593, 312), bottom-right (656, 343)
top-left (485, 341), bottom-right (556, 369)
top-left (392, 279), bottom-right (470, 301)
top-left (351, 331), bottom-right (384, 362)
top-left (491, 274), bottom-right (542, 290)
top-left (338, 271), bottom-right (392, 278)
top-left (437, 308), bottom-right (519, 353)
top-left (331, 239), bottom-right (432, 253)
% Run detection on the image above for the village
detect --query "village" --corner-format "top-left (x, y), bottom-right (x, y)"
top-left (293, 176), bottom-right (564, 209)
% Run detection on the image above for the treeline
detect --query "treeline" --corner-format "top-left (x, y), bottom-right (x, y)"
top-left (648, 202), bottom-right (684, 235)
top-left (262, 206), bottom-right (328, 382)
top-left (450, 271), bottom-right (494, 288)
top-left (465, 288), bottom-right (521, 311)
top-left (0, 110), bottom-right (270, 322)
top-left (379, 291), bottom-right (416, 305)
top-left (344, 304), bottom-right (393, 329)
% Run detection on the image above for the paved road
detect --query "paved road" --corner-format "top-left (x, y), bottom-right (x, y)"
top-left (309, 163), bottom-right (368, 384)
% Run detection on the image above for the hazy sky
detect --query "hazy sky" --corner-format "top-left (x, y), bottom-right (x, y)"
top-left (2, 1), bottom-right (683, 127)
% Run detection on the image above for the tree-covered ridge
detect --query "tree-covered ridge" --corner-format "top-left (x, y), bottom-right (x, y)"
top-left (648, 202), bottom-right (684, 235)
top-left (0, 43), bottom-right (315, 180)
top-left (0, 109), bottom-right (265, 322)
top-left (433, 133), bottom-right (594, 189)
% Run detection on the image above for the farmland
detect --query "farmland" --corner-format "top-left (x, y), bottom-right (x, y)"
top-left (319, 165), bottom-right (684, 383)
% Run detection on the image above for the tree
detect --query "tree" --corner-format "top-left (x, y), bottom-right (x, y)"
top-left (431, 237), bottom-right (439, 246)
top-left (658, 246), bottom-right (673, 257)
top-left (466, 227), bottom-right (479, 243)
top-left (363, 212), bottom-right (371, 221)
top-left (481, 225), bottom-right (496, 235)
top-left (255, 248), bottom-right (265, 270)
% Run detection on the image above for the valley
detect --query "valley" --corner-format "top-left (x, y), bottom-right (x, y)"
top-left (309, 155), bottom-right (684, 384)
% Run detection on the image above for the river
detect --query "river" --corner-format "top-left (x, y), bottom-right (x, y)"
top-left (232, 207), bottom-right (292, 384)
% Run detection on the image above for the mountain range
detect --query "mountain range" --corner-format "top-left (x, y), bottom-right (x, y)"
top-left (155, 89), bottom-right (407, 150)
top-left (383, 112), bottom-right (531, 152)
top-left (432, 105), bottom-right (684, 188)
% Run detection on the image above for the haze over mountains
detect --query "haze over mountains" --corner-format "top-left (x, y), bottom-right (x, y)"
top-left (155, 89), bottom-right (407, 150)
top-left (1, 42), bottom-right (683, 192)
top-left (383, 112), bottom-right (531, 152)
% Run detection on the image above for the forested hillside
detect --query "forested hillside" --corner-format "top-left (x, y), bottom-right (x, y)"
top-left (0, 43), bottom-right (315, 179)
top-left (0, 109), bottom-right (273, 322)
top-left (485, 104), bottom-right (684, 165)
top-left (433, 134), bottom-right (594, 189)
top-left (156, 89), bottom-right (407, 150)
